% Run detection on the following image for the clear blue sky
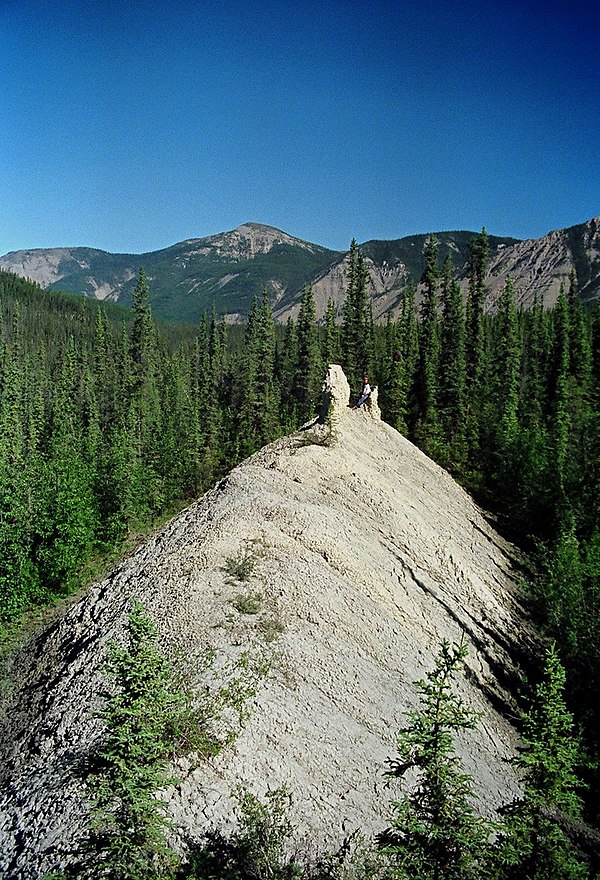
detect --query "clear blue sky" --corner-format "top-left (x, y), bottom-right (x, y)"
top-left (1, 0), bottom-right (599, 255)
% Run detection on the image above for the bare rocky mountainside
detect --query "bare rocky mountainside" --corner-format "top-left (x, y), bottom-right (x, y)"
top-left (0, 367), bottom-right (538, 878)
top-left (1, 216), bottom-right (598, 323)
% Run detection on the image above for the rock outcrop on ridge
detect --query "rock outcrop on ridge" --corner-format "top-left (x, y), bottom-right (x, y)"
top-left (0, 366), bottom-right (537, 878)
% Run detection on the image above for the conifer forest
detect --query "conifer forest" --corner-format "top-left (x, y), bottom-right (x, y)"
top-left (1, 231), bottom-right (600, 874)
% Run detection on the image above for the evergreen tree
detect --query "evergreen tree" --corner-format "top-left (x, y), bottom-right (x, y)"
top-left (465, 229), bottom-right (490, 456)
top-left (379, 639), bottom-right (495, 880)
top-left (496, 277), bottom-right (521, 443)
top-left (567, 271), bottom-right (592, 389)
top-left (238, 291), bottom-right (280, 454)
top-left (495, 644), bottom-right (589, 880)
top-left (192, 313), bottom-right (225, 488)
top-left (322, 297), bottom-right (341, 365)
top-left (414, 235), bottom-right (441, 453)
top-left (341, 240), bottom-right (373, 394)
top-left (130, 268), bottom-right (157, 387)
top-left (341, 239), bottom-right (360, 385)
top-left (486, 276), bottom-right (523, 501)
top-left (0, 333), bottom-right (44, 620)
top-left (515, 294), bottom-right (553, 533)
top-left (565, 271), bottom-right (595, 532)
top-left (535, 519), bottom-right (585, 662)
top-left (395, 284), bottom-right (420, 434)
top-left (295, 284), bottom-right (323, 422)
top-left (466, 228), bottom-right (489, 389)
top-left (550, 283), bottom-right (572, 516)
top-left (128, 269), bottom-right (163, 518)
top-left (160, 351), bottom-right (202, 503)
top-left (276, 317), bottom-right (299, 430)
top-left (438, 253), bottom-right (467, 465)
top-left (93, 307), bottom-right (109, 411)
top-left (379, 316), bottom-right (410, 435)
top-left (81, 602), bottom-right (182, 879)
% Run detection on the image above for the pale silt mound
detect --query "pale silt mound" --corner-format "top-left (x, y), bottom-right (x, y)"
top-left (0, 365), bottom-right (536, 878)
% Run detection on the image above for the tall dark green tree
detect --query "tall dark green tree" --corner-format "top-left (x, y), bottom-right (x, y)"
top-left (295, 284), bottom-right (323, 422)
top-left (37, 335), bottom-right (99, 594)
top-left (276, 317), bottom-right (299, 430)
top-left (495, 276), bottom-right (521, 443)
top-left (535, 520), bottom-right (585, 661)
top-left (192, 313), bottom-right (226, 488)
top-left (438, 253), bottom-right (467, 465)
top-left (130, 268), bottom-right (157, 386)
top-left (379, 316), bottom-right (410, 434)
top-left (550, 282), bottom-right (572, 518)
top-left (466, 228), bottom-right (490, 387)
top-left (393, 284), bottom-right (420, 434)
top-left (565, 271), bottom-right (595, 532)
top-left (238, 291), bottom-right (281, 455)
top-left (414, 235), bottom-right (441, 453)
top-left (341, 240), bottom-right (373, 393)
top-left (81, 602), bottom-right (182, 879)
top-left (465, 228), bottom-right (490, 456)
top-left (489, 276), bottom-right (522, 496)
top-left (0, 322), bottom-right (44, 620)
top-left (495, 643), bottom-right (589, 880)
top-left (322, 296), bottom-right (341, 365)
top-left (379, 640), bottom-right (495, 880)
top-left (514, 294), bottom-right (552, 532)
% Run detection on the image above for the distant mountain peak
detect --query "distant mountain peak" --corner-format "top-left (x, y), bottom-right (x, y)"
top-left (198, 222), bottom-right (330, 260)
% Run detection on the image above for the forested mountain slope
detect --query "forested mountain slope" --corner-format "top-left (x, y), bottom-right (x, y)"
top-left (1, 216), bottom-right (599, 323)
top-left (0, 368), bottom-right (537, 878)
top-left (0, 224), bottom-right (341, 323)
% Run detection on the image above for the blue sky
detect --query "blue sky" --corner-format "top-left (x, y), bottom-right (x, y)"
top-left (1, 0), bottom-right (599, 254)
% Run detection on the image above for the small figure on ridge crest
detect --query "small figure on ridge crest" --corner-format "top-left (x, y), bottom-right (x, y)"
top-left (354, 375), bottom-right (371, 409)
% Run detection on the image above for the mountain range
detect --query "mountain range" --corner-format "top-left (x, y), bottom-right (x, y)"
top-left (1, 217), bottom-right (599, 323)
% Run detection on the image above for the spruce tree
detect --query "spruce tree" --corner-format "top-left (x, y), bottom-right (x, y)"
top-left (276, 317), bottom-right (299, 430)
top-left (295, 284), bottom-right (323, 421)
top-left (516, 294), bottom-right (552, 533)
top-left (379, 639), bottom-right (495, 880)
top-left (238, 291), bottom-right (280, 454)
top-left (487, 276), bottom-right (522, 501)
top-left (494, 644), bottom-right (589, 880)
top-left (414, 235), bottom-right (441, 453)
top-left (438, 253), bottom-right (467, 465)
top-left (341, 240), bottom-right (373, 394)
top-left (567, 271), bottom-right (592, 389)
top-left (396, 284), bottom-right (420, 434)
top-left (535, 519), bottom-right (585, 662)
top-left (465, 228), bottom-right (490, 456)
top-left (37, 336), bottom-right (99, 594)
top-left (322, 296), bottom-right (341, 365)
top-left (130, 268), bottom-right (156, 386)
top-left (341, 239), bottom-right (360, 384)
top-left (81, 602), bottom-right (182, 879)
top-left (496, 277), bottom-right (520, 443)
top-left (550, 283), bottom-right (572, 517)
top-left (192, 313), bottom-right (224, 488)
top-left (0, 335), bottom-right (44, 620)
top-left (128, 269), bottom-right (163, 518)
top-left (466, 228), bottom-right (489, 388)
top-left (379, 316), bottom-right (410, 434)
